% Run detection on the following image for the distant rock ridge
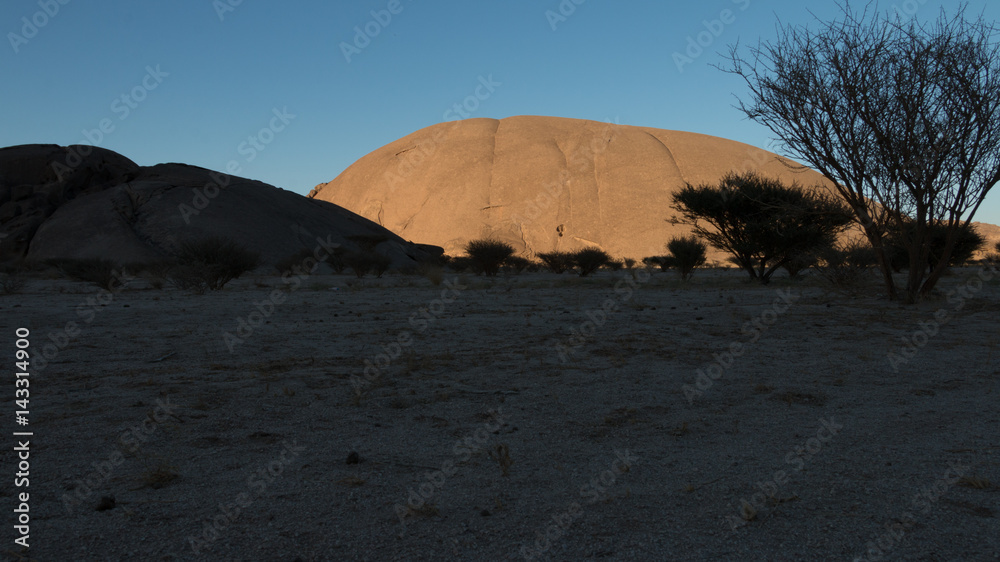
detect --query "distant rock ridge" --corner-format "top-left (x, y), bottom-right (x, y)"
top-left (310, 115), bottom-right (1000, 260)
top-left (0, 144), bottom-right (439, 268)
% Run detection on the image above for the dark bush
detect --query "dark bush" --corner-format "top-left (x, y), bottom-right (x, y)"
top-left (813, 238), bottom-right (877, 287)
top-left (465, 239), bottom-right (515, 277)
top-left (275, 248), bottom-right (320, 276)
top-left (503, 255), bottom-right (532, 274)
top-left (344, 251), bottom-right (391, 278)
top-left (0, 269), bottom-right (25, 295)
top-left (671, 170), bottom-right (854, 284)
top-left (666, 236), bottom-right (707, 280)
top-left (886, 220), bottom-right (986, 271)
top-left (50, 258), bottom-right (127, 291)
top-left (538, 251), bottom-right (575, 274)
top-left (571, 248), bottom-right (611, 277)
top-left (446, 256), bottom-right (474, 273)
top-left (781, 253), bottom-right (819, 278)
top-left (170, 237), bottom-right (260, 291)
top-left (642, 256), bottom-right (673, 272)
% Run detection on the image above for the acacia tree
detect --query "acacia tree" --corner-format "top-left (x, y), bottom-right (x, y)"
top-left (725, 3), bottom-right (1000, 301)
top-left (670, 171), bottom-right (854, 284)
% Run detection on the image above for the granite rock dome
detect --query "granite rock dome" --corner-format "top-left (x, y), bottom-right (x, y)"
top-left (309, 115), bottom-right (843, 259)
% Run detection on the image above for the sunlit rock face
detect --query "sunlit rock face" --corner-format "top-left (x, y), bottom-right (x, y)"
top-left (310, 115), bottom-right (842, 259)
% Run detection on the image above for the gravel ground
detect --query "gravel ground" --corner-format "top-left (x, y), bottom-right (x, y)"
top-left (1, 267), bottom-right (998, 561)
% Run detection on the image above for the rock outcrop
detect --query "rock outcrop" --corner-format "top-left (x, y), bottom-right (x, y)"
top-left (0, 144), bottom-right (439, 268)
top-left (309, 115), bottom-right (846, 259)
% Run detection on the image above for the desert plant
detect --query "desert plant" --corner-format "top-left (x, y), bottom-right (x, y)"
top-left (813, 238), bottom-right (878, 287)
top-left (447, 256), bottom-right (475, 273)
top-left (0, 270), bottom-right (25, 295)
top-left (503, 255), bottom-right (531, 274)
top-left (169, 236), bottom-right (260, 291)
top-left (642, 256), bottom-right (674, 272)
top-left (781, 252), bottom-right (819, 279)
top-left (537, 251), bottom-right (574, 274)
top-left (343, 251), bottom-right (391, 278)
top-left (666, 236), bottom-right (707, 280)
top-left (605, 259), bottom-right (624, 272)
top-left (416, 261), bottom-right (444, 285)
top-left (572, 248), bottom-right (611, 276)
top-left (50, 258), bottom-right (127, 291)
top-left (464, 239), bottom-right (515, 277)
top-left (138, 260), bottom-right (174, 290)
top-left (275, 248), bottom-right (319, 276)
top-left (671, 171), bottom-right (854, 284)
top-left (885, 220), bottom-right (986, 272)
top-left (727, 4), bottom-right (1000, 301)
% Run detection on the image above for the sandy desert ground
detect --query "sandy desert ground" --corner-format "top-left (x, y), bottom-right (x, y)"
top-left (1, 266), bottom-right (998, 561)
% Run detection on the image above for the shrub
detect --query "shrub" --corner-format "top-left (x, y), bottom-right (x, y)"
top-left (275, 248), bottom-right (319, 276)
top-left (50, 258), bottom-right (127, 291)
top-left (325, 247), bottom-right (347, 274)
top-left (671, 170), bottom-right (854, 284)
top-left (813, 238), bottom-right (877, 287)
top-left (0, 269), bottom-right (25, 295)
top-left (623, 258), bottom-right (637, 270)
top-left (139, 260), bottom-right (173, 290)
top-left (642, 256), bottom-right (673, 272)
top-left (538, 251), bottom-right (575, 274)
top-left (885, 220), bottom-right (986, 271)
top-left (605, 259), bottom-right (624, 272)
top-left (447, 256), bottom-right (475, 273)
top-left (416, 261), bottom-right (444, 285)
top-left (170, 237), bottom-right (260, 291)
top-left (344, 251), bottom-right (391, 278)
top-left (465, 239), bottom-right (515, 277)
top-left (666, 236), bottom-right (707, 280)
top-left (572, 248), bottom-right (611, 277)
top-left (781, 253), bottom-right (819, 279)
top-left (503, 255), bottom-right (531, 274)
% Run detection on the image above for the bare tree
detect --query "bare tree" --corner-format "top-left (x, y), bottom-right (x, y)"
top-left (724, 2), bottom-right (1000, 301)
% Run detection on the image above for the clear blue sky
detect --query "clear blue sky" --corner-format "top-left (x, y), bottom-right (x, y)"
top-left (4, 0), bottom-right (1000, 224)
